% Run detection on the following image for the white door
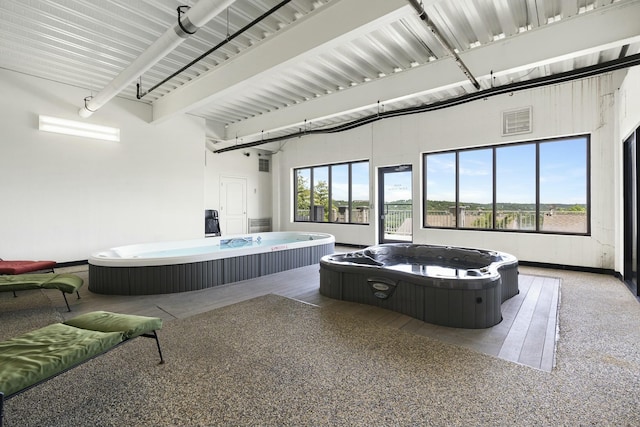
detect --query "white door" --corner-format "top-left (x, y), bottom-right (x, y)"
top-left (220, 176), bottom-right (247, 235)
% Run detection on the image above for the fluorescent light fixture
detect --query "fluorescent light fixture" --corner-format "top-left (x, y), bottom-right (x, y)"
top-left (39, 115), bottom-right (120, 141)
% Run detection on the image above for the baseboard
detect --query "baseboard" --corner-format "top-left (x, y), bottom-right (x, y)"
top-left (518, 260), bottom-right (618, 277)
top-left (56, 260), bottom-right (89, 268)
top-left (334, 243), bottom-right (368, 249)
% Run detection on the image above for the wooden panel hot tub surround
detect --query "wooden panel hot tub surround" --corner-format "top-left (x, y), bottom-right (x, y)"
top-left (90, 243), bottom-right (335, 296)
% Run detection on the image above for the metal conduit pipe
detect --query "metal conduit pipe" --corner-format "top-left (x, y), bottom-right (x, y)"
top-left (138, 0), bottom-right (292, 99)
top-left (406, 0), bottom-right (480, 90)
top-left (78, 0), bottom-right (237, 118)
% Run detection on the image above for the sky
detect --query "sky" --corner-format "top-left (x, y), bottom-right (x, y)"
top-left (425, 137), bottom-right (588, 205)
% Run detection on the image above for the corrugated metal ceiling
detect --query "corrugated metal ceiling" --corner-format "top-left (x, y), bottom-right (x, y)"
top-left (1, 0), bottom-right (639, 149)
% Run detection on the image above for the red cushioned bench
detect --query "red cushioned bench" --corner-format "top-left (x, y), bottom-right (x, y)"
top-left (0, 260), bottom-right (56, 275)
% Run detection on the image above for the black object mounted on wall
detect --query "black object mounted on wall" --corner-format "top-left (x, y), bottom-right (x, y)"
top-left (205, 209), bottom-right (221, 236)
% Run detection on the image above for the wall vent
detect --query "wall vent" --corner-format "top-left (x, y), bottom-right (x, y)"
top-left (502, 106), bottom-right (532, 136)
top-left (259, 158), bottom-right (270, 172)
top-left (248, 218), bottom-right (272, 233)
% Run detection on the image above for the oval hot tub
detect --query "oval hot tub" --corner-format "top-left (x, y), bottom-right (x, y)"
top-left (319, 243), bottom-right (518, 329)
top-left (89, 232), bottom-right (335, 295)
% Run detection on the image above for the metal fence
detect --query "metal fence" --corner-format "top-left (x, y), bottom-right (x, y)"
top-left (298, 206), bottom-right (586, 234)
top-left (383, 204), bottom-right (412, 236)
top-left (296, 206), bottom-right (370, 224)
top-left (425, 210), bottom-right (586, 233)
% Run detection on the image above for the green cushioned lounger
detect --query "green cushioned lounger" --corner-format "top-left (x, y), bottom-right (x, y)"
top-left (0, 311), bottom-right (164, 427)
top-left (0, 274), bottom-right (84, 311)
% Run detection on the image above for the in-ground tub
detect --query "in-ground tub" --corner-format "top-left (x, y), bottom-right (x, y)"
top-left (89, 232), bottom-right (335, 295)
top-left (320, 243), bottom-right (518, 329)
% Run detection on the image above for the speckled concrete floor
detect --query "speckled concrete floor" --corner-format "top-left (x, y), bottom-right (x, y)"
top-left (2, 268), bottom-right (640, 426)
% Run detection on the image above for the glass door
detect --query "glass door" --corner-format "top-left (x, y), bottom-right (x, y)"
top-left (379, 165), bottom-right (413, 243)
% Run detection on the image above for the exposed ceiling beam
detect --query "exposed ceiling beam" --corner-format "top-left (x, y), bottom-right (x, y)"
top-left (224, 0), bottom-right (640, 141)
top-left (151, 0), bottom-right (412, 123)
top-left (215, 52), bottom-right (640, 153)
top-left (225, 59), bottom-right (464, 138)
top-left (467, 0), bottom-right (640, 78)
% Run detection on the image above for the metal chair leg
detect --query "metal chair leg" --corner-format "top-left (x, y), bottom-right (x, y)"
top-left (61, 292), bottom-right (71, 312)
top-left (153, 330), bottom-right (165, 364)
top-left (141, 331), bottom-right (165, 364)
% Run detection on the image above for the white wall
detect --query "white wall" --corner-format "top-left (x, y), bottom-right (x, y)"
top-left (0, 69), bottom-right (205, 262)
top-left (616, 65), bottom-right (640, 274)
top-left (275, 73), bottom-right (623, 270)
top-left (204, 148), bottom-right (273, 231)
top-left (619, 66), bottom-right (640, 141)
top-left (273, 126), bottom-right (377, 246)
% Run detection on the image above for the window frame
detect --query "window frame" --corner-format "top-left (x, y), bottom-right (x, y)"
top-left (422, 135), bottom-right (591, 236)
top-left (294, 160), bottom-right (370, 225)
